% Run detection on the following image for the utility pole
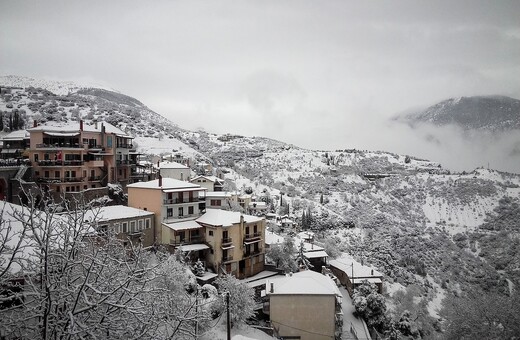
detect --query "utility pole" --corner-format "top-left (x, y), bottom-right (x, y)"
top-left (226, 292), bottom-right (231, 340)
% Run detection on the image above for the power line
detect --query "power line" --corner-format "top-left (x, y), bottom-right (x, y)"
top-left (272, 320), bottom-right (335, 338)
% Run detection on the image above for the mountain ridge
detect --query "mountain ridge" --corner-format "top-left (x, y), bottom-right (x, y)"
top-left (397, 95), bottom-right (520, 131)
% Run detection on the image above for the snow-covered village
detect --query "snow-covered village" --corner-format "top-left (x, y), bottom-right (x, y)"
top-left (2, 2), bottom-right (520, 340)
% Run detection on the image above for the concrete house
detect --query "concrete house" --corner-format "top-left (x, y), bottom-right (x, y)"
top-left (196, 209), bottom-right (266, 279)
top-left (265, 270), bottom-right (343, 340)
top-left (127, 177), bottom-right (207, 248)
top-left (83, 205), bottom-right (155, 246)
top-left (190, 175), bottom-right (224, 192)
top-left (329, 254), bottom-right (384, 295)
top-left (158, 161), bottom-right (191, 181)
top-left (27, 120), bottom-right (136, 196)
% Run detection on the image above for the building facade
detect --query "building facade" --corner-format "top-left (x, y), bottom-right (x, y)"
top-left (27, 120), bottom-right (136, 195)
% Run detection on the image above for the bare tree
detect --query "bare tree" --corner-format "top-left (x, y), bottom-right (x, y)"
top-left (0, 189), bottom-right (210, 339)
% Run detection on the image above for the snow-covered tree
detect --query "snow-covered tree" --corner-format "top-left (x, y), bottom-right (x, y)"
top-left (214, 274), bottom-right (255, 328)
top-left (353, 280), bottom-right (390, 333)
top-left (0, 189), bottom-right (207, 339)
top-left (266, 236), bottom-right (298, 273)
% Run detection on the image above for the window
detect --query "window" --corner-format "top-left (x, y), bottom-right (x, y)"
top-left (107, 136), bottom-right (112, 148)
top-left (145, 218), bottom-right (151, 229)
top-left (188, 206), bottom-right (194, 215)
top-left (44, 171), bottom-right (49, 178)
top-left (55, 171), bottom-right (60, 178)
top-left (167, 208), bottom-right (173, 217)
top-left (99, 225), bottom-right (108, 235)
top-left (122, 222), bottom-right (128, 233)
top-left (34, 154), bottom-right (39, 162)
top-left (138, 220), bottom-right (144, 231)
top-left (211, 200), bottom-right (221, 206)
top-left (178, 207), bottom-right (184, 217)
top-left (114, 223), bottom-right (120, 233)
top-left (209, 230), bottom-right (213, 237)
top-left (130, 221), bottom-right (136, 233)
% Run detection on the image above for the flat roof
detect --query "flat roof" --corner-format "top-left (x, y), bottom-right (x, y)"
top-left (266, 270), bottom-right (341, 296)
top-left (162, 219), bottom-right (201, 231)
top-left (196, 208), bottom-right (264, 227)
top-left (83, 205), bottom-right (153, 222)
top-left (127, 177), bottom-right (202, 190)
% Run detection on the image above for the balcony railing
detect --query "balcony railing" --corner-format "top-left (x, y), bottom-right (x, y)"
top-left (222, 255), bottom-right (234, 263)
top-left (170, 236), bottom-right (204, 247)
top-left (244, 232), bottom-right (262, 241)
top-left (163, 198), bottom-right (200, 204)
top-left (116, 144), bottom-right (133, 149)
top-left (37, 177), bottom-right (84, 183)
top-left (244, 248), bottom-right (262, 257)
top-left (88, 176), bottom-right (102, 181)
top-left (36, 143), bottom-right (82, 149)
top-left (116, 160), bottom-right (131, 165)
top-left (222, 238), bottom-right (232, 245)
top-left (36, 160), bottom-right (84, 166)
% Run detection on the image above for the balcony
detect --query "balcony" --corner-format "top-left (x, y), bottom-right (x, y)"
top-left (222, 237), bottom-right (233, 245)
top-left (36, 143), bottom-right (82, 149)
top-left (88, 176), bottom-right (102, 181)
top-left (36, 160), bottom-right (84, 167)
top-left (244, 232), bottom-right (262, 241)
top-left (244, 248), bottom-right (262, 257)
top-left (163, 198), bottom-right (201, 204)
top-left (87, 160), bottom-right (104, 167)
top-left (116, 143), bottom-right (133, 149)
top-left (37, 177), bottom-right (84, 183)
top-left (222, 255), bottom-right (234, 263)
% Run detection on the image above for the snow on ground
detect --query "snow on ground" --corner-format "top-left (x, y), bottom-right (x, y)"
top-left (134, 136), bottom-right (205, 159)
top-left (426, 278), bottom-right (446, 319)
top-left (199, 317), bottom-right (274, 340)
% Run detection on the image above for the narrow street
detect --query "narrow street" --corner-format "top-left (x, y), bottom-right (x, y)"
top-left (339, 287), bottom-right (372, 340)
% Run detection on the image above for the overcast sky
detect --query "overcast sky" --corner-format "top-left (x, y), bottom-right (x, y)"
top-left (1, 1), bottom-right (520, 171)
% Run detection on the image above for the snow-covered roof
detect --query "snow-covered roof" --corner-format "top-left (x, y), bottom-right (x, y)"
top-left (29, 121), bottom-right (130, 138)
top-left (266, 270), bottom-right (341, 296)
top-left (265, 231), bottom-right (284, 245)
top-left (159, 161), bottom-right (189, 169)
top-left (196, 209), bottom-right (263, 227)
top-left (248, 202), bottom-right (267, 208)
top-left (179, 244), bottom-right (209, 252)
top-left (163, 219), bottom-right (201, 231)
top-left (83, 205), bottom-right (153, 222)
top-left (127, 178), bottom-right (203, 190)
top-left (205, 191), bottom-right (233, 198)
top-left (1, 129), bottom-right (30, 141)
top-left (303, 250), bottom-right (329, 259)
top-left (329, 254), bottom-right (383, 278)
top-left (190, 175), bottom-right (224, 184)
top-left (300, 242), bottom-right (324, 252)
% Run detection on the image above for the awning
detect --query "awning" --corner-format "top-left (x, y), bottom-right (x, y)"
top-left (1, 149), bottom-right (19, 153)
top-left (244, 239), bottom-right (262, 245)
top-left (163, 220), bottom-right (201, 231)
top-left (221, 245), bottom-right (235, 250)
top-left (303, 250), bottom-right (329, 259)
top-left (179, 244), bottom-right (210, 252)
top-left (44, 132), bottom-right (80, 137)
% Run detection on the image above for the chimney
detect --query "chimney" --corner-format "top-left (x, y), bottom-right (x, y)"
top-left (270, 282), bottom-right (274, 293)
top-left (95, 121), bottom-right (98, 129)
top-left (371, 269), bottom-right (374, 275)
top-left (79, 119), bottom-right (83, 131)
top-left (157, 160), bottom-right (160, 168)
top-left (158, 173), bottom-right (162, 187)
top-left (33, 120), bottom-right (37, 128)
top-left (101, 123), bottom-right (105, 134)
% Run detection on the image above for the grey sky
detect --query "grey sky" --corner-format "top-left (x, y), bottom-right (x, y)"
top-left (1, 1), bottom-right (520, 171)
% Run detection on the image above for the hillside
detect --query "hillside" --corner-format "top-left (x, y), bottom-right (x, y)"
top-left (1, 76), bottom-right (520, 338)
top-left (398, 95), bottom-right (520, 131)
